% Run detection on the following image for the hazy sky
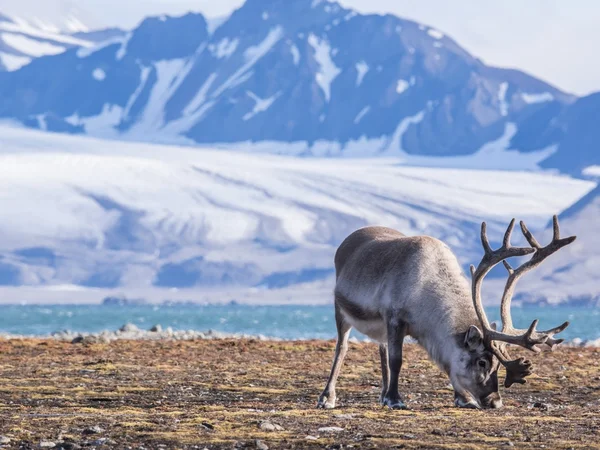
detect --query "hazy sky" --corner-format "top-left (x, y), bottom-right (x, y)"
top-left (3, 0), bottom-right (598, 95)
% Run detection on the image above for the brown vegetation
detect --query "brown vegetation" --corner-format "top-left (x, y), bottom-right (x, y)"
top-left (0, 339), bottom-right (599, 449)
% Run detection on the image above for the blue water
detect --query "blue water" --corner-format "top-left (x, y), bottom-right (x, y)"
top-left (0, 304), bottom-right (598, 341)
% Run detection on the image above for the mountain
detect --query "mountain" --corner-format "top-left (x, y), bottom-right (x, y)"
top-left (511, 92), bottom-right (600, 175)
top-left (0, 0), bottom-right (97, 33)
top-left (0, 0), bottom-right (577, 164)
top-left (0, 12), bottom-right (125, 72)
top-left (508, 184), bottom-right (600, 306)
top-left (0, 125), bottom-right (592, 297)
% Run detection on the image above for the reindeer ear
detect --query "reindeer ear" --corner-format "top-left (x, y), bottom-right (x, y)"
top-left (465, 325), bottom-right (484, 351)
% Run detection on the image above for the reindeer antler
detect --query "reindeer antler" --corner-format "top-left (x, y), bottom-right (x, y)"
top-left (499, 216), bottom-right (575, 350)
top-left (470, 216), bottom-right (576, 386)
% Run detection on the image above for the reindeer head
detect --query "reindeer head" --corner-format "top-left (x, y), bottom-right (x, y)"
top-left (455, 216), bottom-right (575, 409)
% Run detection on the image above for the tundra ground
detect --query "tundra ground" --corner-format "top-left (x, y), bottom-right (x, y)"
top-left (0, 339), bottom-right (598, 449)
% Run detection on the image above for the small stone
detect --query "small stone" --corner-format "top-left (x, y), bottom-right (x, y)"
top-left (119, 323), bottom-right (139, 333)
top-left (83, 426), bottom-right (105, 435)
top-left (0, 436), bottom-right (11, 445)
top-left (259, 422), bottom-right (276, 432)
top-left (90, 438), bottom-right (114, 446)
top-left (259, 421), bottom-right (283, 432)
top-left (305, 436), bottom-right (319, 441)
top-left (56, 443), bottom-right (81, 450)
top-left (504, 442), bottom-right (515, 447)
top-left (71, 336), bottom-right (84, 344)
top-left (150, 324), bottom-right (162, 333)
top-left (333, 414), bottom-right (354, 419)
top-left (200, 422), bottom-right (214, 431)
top-left (533, 402), bottom-right (550, 410)
top-left (318, 427), bottom-right (344, 433)
top-left (255, 440), bottom-right (269, 450)
top-left (39, 442), bottom-right (56, 449)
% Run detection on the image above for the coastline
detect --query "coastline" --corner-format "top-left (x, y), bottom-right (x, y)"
top-left (1, 324), bottom-right (599, 347)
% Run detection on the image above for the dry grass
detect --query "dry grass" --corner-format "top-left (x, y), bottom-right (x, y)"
top-left (0, 339), bottom-right (599, 449)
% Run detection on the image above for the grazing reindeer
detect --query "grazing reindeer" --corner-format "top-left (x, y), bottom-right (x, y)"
top-left (317, 217), bottom-right (574, 409)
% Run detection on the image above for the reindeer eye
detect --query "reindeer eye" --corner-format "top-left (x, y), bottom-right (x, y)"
top-left (478, 360), bottom-right (487, 369)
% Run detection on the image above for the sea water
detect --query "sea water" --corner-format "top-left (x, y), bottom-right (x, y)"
top-left (0, 304), bottom-right (598, 342)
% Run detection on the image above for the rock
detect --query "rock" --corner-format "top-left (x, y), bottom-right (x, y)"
top-left (305, 436), bottom-right (319, 441)
top-left (318, 427), bottom-right (344, 433)
top-left (504, 442), bottom-right (515, 447)
top-left (71, 336), bottom-right (84, 344)
top-left (259, 422), bottom-right (284, 432)
top-left (119, 323), bottom-right (139, 333)
top-left (39, 442), bottom-right (56, 448)
top-left (200, 422), bottom-right (214, 431)
top-left (150, 324), bottom-right (162, 333)
top-left (0, 436), bottom-right (11, 445)
top-left (56, 443), bottom-right (81, 450)
top-left (90, 438), bottom-right (114, 446)
top-left (533, 402), bottom-right (550, 410)
top-left (255, 440), bottom-right (269, 450)
top-left (83, 426), bottom-right (105, 435)
top-left (333, 414), bottom-right (354, 420)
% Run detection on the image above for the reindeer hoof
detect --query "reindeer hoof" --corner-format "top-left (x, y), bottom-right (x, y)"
top-left (382, 397), bottom-right (407, 410)
top-left (317, 395), bottom-right (336, 409)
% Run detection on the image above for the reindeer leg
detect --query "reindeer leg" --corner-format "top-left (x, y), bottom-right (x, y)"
top-left (382, 318), bottom-right (408, 410)
top-left (379, 344), bottom-right (389, 405)
top-left (317, 305), bottom-right (351, 409)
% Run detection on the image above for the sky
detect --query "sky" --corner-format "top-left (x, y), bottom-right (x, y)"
top-left (1, 0), bottom-right (598, 96)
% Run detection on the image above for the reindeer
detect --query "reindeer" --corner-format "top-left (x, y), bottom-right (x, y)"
top-left (317, 216), bottom-right (574, 409)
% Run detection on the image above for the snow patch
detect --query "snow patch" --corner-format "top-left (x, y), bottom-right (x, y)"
top-left (0, 52), bottom-right (31, 71)
top-left (127, 59), bottom-right (192, 137)
top-left (355, 61), bottom-right (369, 86)
top-left (212, 27), bottom-right (283, 98)
top-left (582, 166), bottom-right (600, 178)
top-left (353, 106), bottom-right (370, 124)
top-left (522, 92), bottom-right (554, 104)
top-left (2, 32), bottom-right (65, 57)
top-left (115, 32), bottom-right (131, 60)
top-left (210, 38), bottom-right (238, 59)
top-left (122, 67), bottom-right (151, 119)
top-left (77, 35), bottom-right (124, 58)
top-left (183, 73), bottom-right (218, 116)
top-left (243, 91), bottom-right (281, 121)
top-left (290, 44), bottom-right (300, 65)
top-left (498, 82), bottom-right (509, 117)
top-left (308, 34), bottom-right (341, 102)
top-left (396, 79), bottom-right (409, 95)
top-left (92, 68), bottom-right (106, 81)
top-left (427, 28), bottom-right (444, 39)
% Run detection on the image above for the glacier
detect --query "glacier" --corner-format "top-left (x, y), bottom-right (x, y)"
top-left (0, 125), bottom-right (593, 304)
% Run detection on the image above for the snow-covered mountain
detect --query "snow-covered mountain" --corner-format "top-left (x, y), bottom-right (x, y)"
top-left (0, 11), bottom-right (124, 72)
top-left (512, 92), bottom-right (600, 176)
top-left (0, 0), bottom-right (97, 33)
top-left (0, 0), bottom-right (579, 167)
top-left (501, 184), bottom-right (600, 306)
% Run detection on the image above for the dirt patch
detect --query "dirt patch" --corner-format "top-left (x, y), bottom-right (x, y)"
top-left (0, 339), bottom-right (598, 449)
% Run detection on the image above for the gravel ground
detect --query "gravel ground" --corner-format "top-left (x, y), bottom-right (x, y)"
top-left (0, 339), bottom-right (598, 449)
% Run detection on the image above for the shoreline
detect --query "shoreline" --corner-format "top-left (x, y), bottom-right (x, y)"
top-left (1, 324), bottom-right (599, 347)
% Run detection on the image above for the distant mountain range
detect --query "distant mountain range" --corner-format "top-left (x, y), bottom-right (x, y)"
top-left (0, 0), bottom-right (597, 175)
top-left (0, 11), bottom-right (124, 72)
